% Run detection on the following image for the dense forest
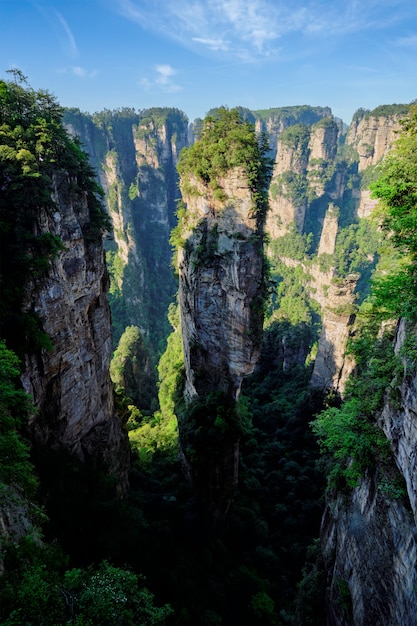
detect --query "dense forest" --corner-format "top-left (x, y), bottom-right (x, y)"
top-left (1, 72), bottom-right (417, 625)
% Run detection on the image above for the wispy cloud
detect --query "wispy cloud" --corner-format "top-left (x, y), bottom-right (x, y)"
top-left (192, 37), bottom-right (230, 52)
top-left (395, 34), bottom-right (417, 47)
top-left (32, 2), bottom-right (80, 58)
top-left (54, 10), bottom-right (79, 58)
top-left (57, 66), bottom-right (99, 79)
top-left (140, 64), bottom-right (182, 93)
top-left (115, 0), bottom-right (417, 59)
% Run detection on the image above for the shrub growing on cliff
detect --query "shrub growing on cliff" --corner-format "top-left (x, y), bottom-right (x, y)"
top-left (370, 104), bottom-right (417, 320)
top-left (312, 320), bottom-right (395, 488)
top-left (177, 106), bottom-right (273, 219)
top-left (0, 73), bottom-right (110, 354)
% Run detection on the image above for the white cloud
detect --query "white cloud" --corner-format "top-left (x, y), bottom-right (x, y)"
top-left (140, 65), bottom-right (182, 93)
top-left (395, 34), bottom-right (417, 47)
top-left (72, 66), bottom-right (86, 77)
top-left (192, 37), bottom-right (230, 52)
top-left (56, 66), bottom-right (98, 79)
top-left (115, 0), bottom-right (417, 59)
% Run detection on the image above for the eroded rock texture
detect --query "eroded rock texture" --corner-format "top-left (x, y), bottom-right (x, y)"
top-left (21, 172), bottom-right (129, 486)
top-left (321, 472), bottom-right (417, 626)
top-left (177, 169), bottom-right (266, 521)
top-left (321, 320), bottom-right (417, 625)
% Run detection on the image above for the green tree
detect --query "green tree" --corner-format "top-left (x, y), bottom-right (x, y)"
top-left (370, 104), bottom-right (417, 319)
top-left (110, 325), bottom-right (156, 411)
top-left (0, 340), bottom-right (38, 496)
top-left (177, 106), bottom-right (273, 216)
top-left (0, 75), bottom-right (110, 355)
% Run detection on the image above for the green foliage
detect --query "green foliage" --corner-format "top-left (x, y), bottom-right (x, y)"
top-left (365, 103), bottom-right (411, 119)
top-left (270, 223), bottom-right (313, 261)
top-left (312, 314), bottom-right (397, 488)
top-left (294, 539), bottom-right (326, 625)
top-left (333, 218), bottom-right (381, 294)
top-left (63, 561), bottom-right (173, 625)
top-left (267, 243), bottom-right (320, 326)
top-left (128, 304), bottom-right (182, 465)
top-left (253, 105), bottom-right (332, 126)
top-left (359, 164), bottom-right (380, 189)
top-left (0, 75), bottom-right (110, 355)
top-left (177, 390), bottom-right (247, 470)
top-left (370, 105), bottom-right (417, 319)
top-left (0, 340), bottom-right (38, 496)
top-left (279, 123), bottom-right (310, 153)
top-left (273, 170), bottom-right (308, 205)
top-left (177, 107), bottom-right (273, 219)
top-left (0, 558), bottom-right (173, 626)
top-left (110, 325), bottom-right (156, 411)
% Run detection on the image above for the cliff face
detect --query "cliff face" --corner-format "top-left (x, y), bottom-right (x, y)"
top-left (267, 119), bottom-right (339, 239)
top-left (265, 107), bottom-right (409, 394)
top-left (321, 472), bottom-right (417, 626)
top-left (310, 275), bottom-right (357, 392)
top-left (321, 321), bottom-right (417, 626)
top-left (179, 170), bottom-right (264, 401)
top-left (21, 171), bottom-right (129, 485)
top-left (177, 149), bottom-right (268, 521)
top-left (381, 320), bottom-right (417, 513)
top-left (64, 108), bottom-right (189, 355)
top-left (346, 113), bottom-right (403, 172)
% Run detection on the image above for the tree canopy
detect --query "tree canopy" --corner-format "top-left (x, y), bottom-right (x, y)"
top-left (177, 106), bottom-right (273, 214)
top-left (0, 74), bottom-right (110, 353)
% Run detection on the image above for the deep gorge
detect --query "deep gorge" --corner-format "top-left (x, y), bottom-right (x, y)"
top-left (1, 75), bottom-right (416, 625)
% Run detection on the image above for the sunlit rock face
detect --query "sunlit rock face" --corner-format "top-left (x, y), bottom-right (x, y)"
top-left (310, 275), bottom-right (357, 394)
top-left (347, 113), bottom-right (403, 218)
top-left (346, 113), bottom-right (403, 172)
top-left (266, 117), bottom-right (339, 239)
top-left (64, 108), bottom-right (189, 353)
top-left (21, 172), bottom-right (129, 487)
top-left (177, 168), bottom-right (266, 521)
top-left (178, 169), bottom-right (265, 401)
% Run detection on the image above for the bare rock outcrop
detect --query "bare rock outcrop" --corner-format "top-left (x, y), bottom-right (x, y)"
top-left (321, 472), bottom-right (417, 626)
top-left (346, 113), bottom-right (403, 172)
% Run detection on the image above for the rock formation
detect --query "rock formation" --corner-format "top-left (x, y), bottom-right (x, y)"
top-left (20, 171), bottom-right (129, 486)
top-left (178, 170), bottom-right (265, 402)
top-left (321, 320), bottom-right (417, 625)
top-left (310, 275), bottom-right (357, 392)
top-left (64, 107), bottom-right (189, 355)
top-left (177, 168), bottom-right (267, 521)
top-left (175, 110), bottom-right (271, 522)
top-left (265, 105), bottom-right (410, 395)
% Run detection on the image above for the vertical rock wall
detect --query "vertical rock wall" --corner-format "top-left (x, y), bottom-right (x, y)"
top-left (21, 172), bottom-right (129, 485)
top-left (64, 108), bottom-right (189, 354)
top-left (177, 168), bottom-right (266, 521)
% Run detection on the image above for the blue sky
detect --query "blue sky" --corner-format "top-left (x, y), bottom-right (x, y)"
top-left (1, 0), bottom-right (416, 124)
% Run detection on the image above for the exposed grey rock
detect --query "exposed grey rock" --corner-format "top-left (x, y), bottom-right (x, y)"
top-left (20, 172), bottom-right (129, 487)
